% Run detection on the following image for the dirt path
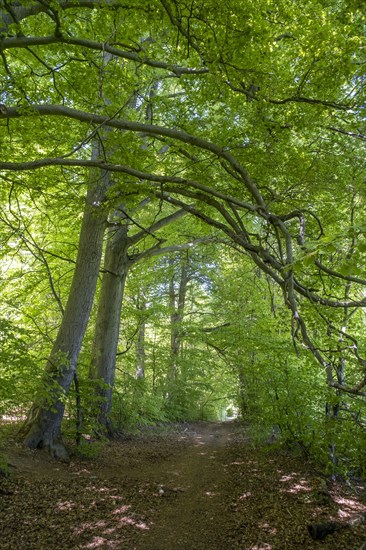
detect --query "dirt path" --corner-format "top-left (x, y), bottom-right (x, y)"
top-left (1, 422), bottom-right (366, 549)
top-left (136, 422), bottom-right (238, 549)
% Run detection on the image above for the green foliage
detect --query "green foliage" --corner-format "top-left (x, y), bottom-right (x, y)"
top-left (73, 437), bottom-right (106, 459)
top-left (0, 0), bottom-right (366, 477)
top-left (111, 383), bottom-right (168, 428)
top-left (0, 454), bottom-right (9, 477)
top-left (0, 318), bottom-right (40, 413)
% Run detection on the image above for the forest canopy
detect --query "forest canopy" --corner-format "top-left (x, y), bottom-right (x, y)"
top-left (0, 0), bottom-right (366, 475)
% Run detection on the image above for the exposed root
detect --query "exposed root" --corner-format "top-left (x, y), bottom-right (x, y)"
top-left (308, 513), bottom-right (366, 540)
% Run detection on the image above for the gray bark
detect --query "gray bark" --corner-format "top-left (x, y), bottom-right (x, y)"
top-left (20, 150), bottom-right (110, 458)
top-left (169, 253), bottom-right (189, 379)
top-left (88, 208), bottom-right (188, 431)
top-left (89, 220), bottom-right (130, 434)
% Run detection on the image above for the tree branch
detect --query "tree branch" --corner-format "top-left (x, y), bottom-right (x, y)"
top-left (0, 157), bottom-right (259, 214)
top-left (327, 126), bottom-right (366, 141)
top-left (130, 237), bottom-right (213, 264)
top-left (0, 35), bottom-right (208, 76)
top-left (0, 104), bottom-right (264, 206)
top-left (129, 208), bottom-right (187, 246)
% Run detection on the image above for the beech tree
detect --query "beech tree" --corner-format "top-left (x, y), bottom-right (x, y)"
top-left (1, 0), bottom-right (366, 469)
top-left (88, 203), bottom-right (205, 433)
top-left (18, 145), bottom-right (111, 458)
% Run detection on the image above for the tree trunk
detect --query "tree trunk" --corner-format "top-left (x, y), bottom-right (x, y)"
top-left (88, 208), bottom-right (189, 433)
top-left (326, 203), bottom-right (354, 476)
top-left (20, 153), bottom-right (110, 458)
top-left (237, 365), bottom-right (247, 417)
top-left (89, 220), bottom-right (130, 434)
top-left (135, 298), bottom-right (146, 380)
top-left (169, 253), bottom-right (189, 380)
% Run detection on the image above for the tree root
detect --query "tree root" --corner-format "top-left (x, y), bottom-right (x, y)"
top-left (308, 512), bottom-right (366, 540)
top-left (42, 440), bottom-right (69, 462)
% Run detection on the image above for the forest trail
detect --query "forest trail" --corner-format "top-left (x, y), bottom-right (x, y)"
top-left (1, 422), bottom-right (366, 549)
top-left (134, 422), bottom-right (239, 549)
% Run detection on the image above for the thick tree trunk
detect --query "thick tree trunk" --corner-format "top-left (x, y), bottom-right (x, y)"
top-left (89, 220), bottom-right (130, 434)
top-left (88, 208), bottom-right (189, 433)
top-left (20, 157), bottom-right (110, 458)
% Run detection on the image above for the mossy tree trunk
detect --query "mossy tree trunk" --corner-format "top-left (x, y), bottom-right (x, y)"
top-left (20, 156), bottom-right (110, 458)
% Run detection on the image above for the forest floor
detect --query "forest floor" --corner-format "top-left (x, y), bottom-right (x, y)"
top-left (1, 421), bottom-right (366, 549)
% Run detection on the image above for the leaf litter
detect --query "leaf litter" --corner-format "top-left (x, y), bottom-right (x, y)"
top-left (1, 422), bottom-right (366, 549)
